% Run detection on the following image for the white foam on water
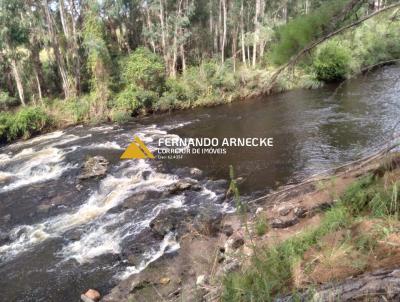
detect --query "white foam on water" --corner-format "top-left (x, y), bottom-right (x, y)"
top-left (7, 131), bottom-right (65, 149)
top-left (84, 141), bottom-right (122, 150)
top-left (117, 232), bottom-right (180, 280)
top-left (90, 125), bottom-right (117, 132)
top-left (59, 205), bottom-right (162, 264)
top-left (0, 161), bottom-right (177, 262)
top-left (0, 153), bottom-right (11, 164)
top-left (61, 224), bottom-right (122, 264)
top-left (161, 120), bottom-right (198, 130)
top-left (0, 147), bottom-right (75, 193)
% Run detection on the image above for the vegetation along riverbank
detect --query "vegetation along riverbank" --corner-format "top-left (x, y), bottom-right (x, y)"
top-left (101, 146), bottom-right (400, 301)
top-left (1, 1), bottom-right (400, 143)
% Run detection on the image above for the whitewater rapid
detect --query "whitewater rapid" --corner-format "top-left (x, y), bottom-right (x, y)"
top-left (0, 122), bottom-right (226, 282)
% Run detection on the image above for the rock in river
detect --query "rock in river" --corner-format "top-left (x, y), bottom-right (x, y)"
top-left (0, 230), bottom-right (10, 245)
top-left (150, 209), bottom-right (189, 237)
top-left (193, 207), bottom-right (223, 236)
top-left (81, 289), bottom-right (101, 302)
top-left (78, 156), bottom-right (109, 180)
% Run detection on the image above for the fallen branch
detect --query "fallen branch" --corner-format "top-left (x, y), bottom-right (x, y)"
top-left (265, 2), bottom-right (400, 93)
top-left (248, 141), bottom-right (400, 206)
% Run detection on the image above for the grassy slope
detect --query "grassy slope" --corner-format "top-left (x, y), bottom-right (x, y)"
top-left (223, 155), bottom-right (400, 301)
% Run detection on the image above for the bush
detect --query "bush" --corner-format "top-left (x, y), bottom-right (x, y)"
top-left (110, 110), bottom-right (131, 123)
top-left (64, 97), bottom-right (90, 123)
top-left (270, 0), bottom-right (346, 65)
top-left (113, 86), bottom-right (140, 112)
top-left (121, 47), bottom-right (166, 94)
top-left (313, 42), bottom-right (350, 82)
top-left (0, 91), bottom-right (18, 110)
top-left (0, 106), bottom-right (52, 142)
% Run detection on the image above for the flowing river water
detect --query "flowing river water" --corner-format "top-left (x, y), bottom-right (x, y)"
top-left (0, 66), bottom-right (399, 301)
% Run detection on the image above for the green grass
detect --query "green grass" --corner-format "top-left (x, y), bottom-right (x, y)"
top-left (223, 205), bottom-right (351, 301)
top-left (255, 215), bottom-right (268, 237)
top-left (222, 172), bottom-right (400, 301)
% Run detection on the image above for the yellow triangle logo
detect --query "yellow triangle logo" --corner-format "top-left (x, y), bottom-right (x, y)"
top-left (120, 136), bottom-right (155, 159)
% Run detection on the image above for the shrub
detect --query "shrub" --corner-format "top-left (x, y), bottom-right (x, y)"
top-left (64, 97), bottom-right (90, 123)
top-left (110, 110), bottom-right (131, 123)
top-left (0, 106), bottom-right (52, 142)
top-left (0, 91), bottom-right (18, 110)
top-left (113, 86), bottom-right (140, 112)
top-left (270, 0), bottom-right (346, 65)
top-left (255, 216), bottom-right (268, 236)
top-left (313, 42), bottom-right (351, 82)
top-left (121, 47), bottom-right (166, 94)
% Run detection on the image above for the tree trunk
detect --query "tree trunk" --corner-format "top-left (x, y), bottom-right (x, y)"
top-left (221, 0), bottom-right (227, 64)
top-left (240, 0), bottom-right (246, 65)
top-left (10, 58), bottom-right (25, 106)
top-left (43, 0), bottom-right (72, 99)
top-left (59, 0), bottom-right (69, 39)
top-left (209, 0), bottom-right (214, 55)
top-left (145, 7), bottom-right (156, 53)
top-left (232, 27), bottom-right (238, 72)
top-left (180, 44), bottom-right (186, 72)
top-left (252, 0), bottom-right (260, 67)
top-left (159, 0), bottom-right (169, 74)
top-left (31, 41), bottom-right (44, 104)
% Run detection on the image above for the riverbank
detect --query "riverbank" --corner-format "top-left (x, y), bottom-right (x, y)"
top-left (101, 149), bottom-right (400, 302)
top-left (0, 63), bottom-right (320, 146)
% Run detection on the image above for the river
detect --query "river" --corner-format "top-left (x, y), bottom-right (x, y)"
top-left (0, 66), bottom-right (399, 301)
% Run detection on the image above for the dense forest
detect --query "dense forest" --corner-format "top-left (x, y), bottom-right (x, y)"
top-left (0, 0), bottom-right (399, 142)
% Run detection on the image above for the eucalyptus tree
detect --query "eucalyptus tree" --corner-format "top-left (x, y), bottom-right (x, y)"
top-left (0, 0), bottom-right (29, 106)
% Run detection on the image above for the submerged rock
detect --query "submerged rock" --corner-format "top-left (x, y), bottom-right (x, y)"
top-left (78, 156), bottom-right (109, 180)
top-left (166, 179), bottom-right (200, 194)
top-left (37, 204), bottom-right (52, 214)
top-left (0, 230), bottom-right (10, 245)
top-left (150, 209), bottom-right (188, 237)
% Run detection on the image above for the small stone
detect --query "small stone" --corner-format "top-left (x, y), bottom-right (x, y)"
top-left (222, 224), bottom-right (234, 237)
top-left (82, 289), bottom-right (101, 302)
top-left (294, 206), bottom-right (307, 218)
top-left (167, 179), bottom-right (196, 194)
top-left (160, 277), bottom-right (170, 285)
top-left (225, 233), bottom-right (245, 251)
top-left (279, 207), bottom-right (292, 216)
top-left (242, 245), bottom-right (254, 257)
top-left (255, 207), bottom-right (263, 215)
top-left (76, 184), bottom-right (83, 191)
top-left (270, 217), bottom-right (299, 229)
top-left (223, 259), bottom-right (240, 273)
top-left (190, 168), bottom-right (203, 177)
top-left (196, 275), bottom-right (207, 286)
